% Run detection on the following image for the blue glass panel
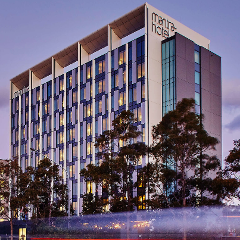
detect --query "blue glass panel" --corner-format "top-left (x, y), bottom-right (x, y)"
top-left (195, 63), bottom-right (200, 72)
top-left (194, 44), bottom-right (200, 52)
top-left (195, 104), bottom-right (200, 114)
top-left (194, 51), bottom-right (200, 64)
top-left (195, 71), bottom-right (200, 84)
top-left (195, 92), bottom-right (200, 105)
top-left (195, 83), bottom-right (200, 93)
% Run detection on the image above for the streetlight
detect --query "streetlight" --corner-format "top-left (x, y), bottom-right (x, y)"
top-left (30, 148), bottom-right (70, 217)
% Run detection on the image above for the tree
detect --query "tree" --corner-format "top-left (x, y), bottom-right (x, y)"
top-left (30, 157), bottom-right (68, 218)
top-left (150, 98), bottom-right (222, 207)
top-left (81, 110), bottom-right (147, 212)
top-left (0, 158), bottom-right (30, 240)
top-left (221, 139), bottom-right (240, 201)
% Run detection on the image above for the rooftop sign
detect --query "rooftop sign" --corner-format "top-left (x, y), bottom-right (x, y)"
top-left (152, 12), bottom-right (177, 38)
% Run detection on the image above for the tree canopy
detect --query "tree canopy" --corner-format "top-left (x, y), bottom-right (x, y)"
top-left (81, 110), bottom-right (147, 213)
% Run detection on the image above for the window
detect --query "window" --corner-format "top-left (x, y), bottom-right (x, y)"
top-left (87, 142), bottom-right (92, 155)
top-left (128, 43), bottom-right (132, 62)
top-left (195, 92), bottom-right (200, 106)
top-left (87, 65), bottom-right (91, 79)
top-left (67, 74), bottom-right (72, 88)
top-left (73, 145), bottom-right (78, 158)
top-left (195, 72), bottom-right (200, 85)
top-left (138, 107), bottom-right (142, 122)
top-left (128, 67), bottom-right (132, 84)
top-left (60, 78), bottom-right (64, 91)
top-left (119, 92), bottom-right (125, 106)
top-left (133, 87), bottom-right (137, 102)
top-left (142, 83), bottom-right (145, 99)
top-left (87, 123), bottom-right (92, 136)
top-left (118, 50), bottom-right (125, 65)
top-left (60, 113), bottom-right (64, 126)
top-left (194, 51), bottom-right (200, 64)
top-left (111, 53), bottom-right (114, 69)
top-left (80, 125), bottom-right (83, 138)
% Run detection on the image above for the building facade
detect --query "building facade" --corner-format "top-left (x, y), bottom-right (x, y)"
top-left (10, 3), bottom-right (221, 214)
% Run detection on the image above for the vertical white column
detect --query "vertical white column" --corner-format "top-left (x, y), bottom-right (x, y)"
top-left (92, 59), bottom-right (96, 195)
top-left (126, 43), bottom-right (129, 110)
top-left (51, 59), bottom-right (55, 163)
top-left (107, 26), bottom-right (112, 130)
top-left (77, 42), bottom-right (81, 215)
top-left (28, 70), bottom-right (32, 168)
top-left (63, 71), bottom-right (68, 193)
top-left (145, 4), bottom-right (149, 202)
top-left (39, 84), bottom-right (43, 162)
top-left (9, 83), bottom-right (12, 160)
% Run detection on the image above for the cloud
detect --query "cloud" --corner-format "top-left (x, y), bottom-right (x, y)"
top-left (222, 79), bottom-right (240, 109)
top-left (225, 114), bottom-right (240, 131)
top-left (0, 85), bottom-right (9, 109)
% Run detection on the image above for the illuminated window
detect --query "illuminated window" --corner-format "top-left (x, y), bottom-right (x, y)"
top-left (25, 95), bottom-right (29, 106)
top-left (87, 66), bottom-right (91, 79)
top-left (99, 61), bottom-right (102, 74)
top-left (138, 107), bottom-right (142, 122)
top-left (60, 149), bottom-right (64, 162)
top-left (99, 81), bottom-right (102, 93)
top-left (102, 79), bottom-right (105, 92)
top-left (60, 78), bottom-right (64, 91)
top-left (138, 195), bottom-right (146, 210)
top-left (138, 64), bottom-right (141, 79)
top-left (45, 103), bottom-right (48, 114)
top-left (115, 74), bottom-right (119, 87)
top-left (69, 165), bottom-right (72, 178)
top-left (72, 127), bottom-right (75, 140)
top-left (119, 139), bottom-right (123, 148)
top-left (69, 75), bottom-right (72, 87)
top-left (60, 114), bottom-right (64, 126)
top-left (87, 181), bottom-right (92, 193)
top-left (123, 70), bottom-right (126, 85)
top-left (119, 92), bottom-right (123, 106)
top-left (60, 132), bottom-right (64, 144)
top-left (142, 84), bottom-right (145, 99)
top-left (90, 83), bottom-right (93, 97)
top-left (138, 155), bottom-right (142, 165)
top-left (119, 51), bottom-right (124, 65)
top-left (72, 164), bottom-right (75, 177)
top-left (73, 145), bottom-right (78, 158)
top-left (102, 118), bottom-right (106, 132)
top-left (87, 142), bottom-right (92, 155)
top-left (142, 62), bottom-right (145, 77)
top-left (48, 135), bottom-right (51, 148)
top-left (36, 91), bottom-right (40, 101)
top-left (142, 127), bottom-right (145, 142)
top-left (87, 104), bottom-right (91, 117)
top-left (133, 88), bottom-right (137, 101)
top-left (73, 91), bottom-right (77, 103)
top-left (87, 123), bottom-right (92, 136)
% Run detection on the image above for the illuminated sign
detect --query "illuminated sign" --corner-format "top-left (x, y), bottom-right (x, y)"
top-left (14, 86), bottom-right (29, 98)
top-left (152, 12), bottom-right (177, 38)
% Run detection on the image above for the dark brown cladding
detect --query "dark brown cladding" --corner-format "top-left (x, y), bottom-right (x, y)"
top-left (174, 32), bottom-right (222, 160)
top-left (201, 47), bottom-right (222, 159)
top-left (175, 33), bottom-right (195, 101)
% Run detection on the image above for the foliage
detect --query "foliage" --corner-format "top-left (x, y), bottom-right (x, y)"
top-left (150, 98), bottom-right (225, 207)
top-left (82, 193), bottom-right (103, 215)
top-left (81, 110), bottom-right (147, 212)
top-left (30, 157), bottom-right (68, 218)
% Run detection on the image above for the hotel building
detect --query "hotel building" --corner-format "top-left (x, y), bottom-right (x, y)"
top-left (10, 3), bottom-right (221, 214)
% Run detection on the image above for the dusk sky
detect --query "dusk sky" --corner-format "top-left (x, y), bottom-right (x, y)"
top-left (0, 0), bottom-right (239, 161)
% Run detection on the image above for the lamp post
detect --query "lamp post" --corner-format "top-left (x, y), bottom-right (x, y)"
top-left (30, 148), bottom-right (70, 218)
